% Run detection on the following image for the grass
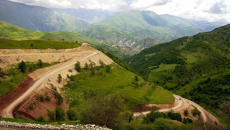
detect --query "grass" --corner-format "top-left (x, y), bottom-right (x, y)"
top-left (62, 64), bottom-right (174, 109)
top-left (0, 38), bottom-right (82, 49)
top-left (0, 62), bottom-right (51, 96)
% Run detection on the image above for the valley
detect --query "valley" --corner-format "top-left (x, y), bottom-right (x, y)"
top-left (0, 0), bottom-right (229, 129)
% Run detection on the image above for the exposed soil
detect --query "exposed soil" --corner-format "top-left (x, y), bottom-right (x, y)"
top-left (0, 43), bottom-right (114, 120)
top-left (0, 76), bottom-right (34, 115)
top-left (15, 87), bottom-right (69, 121)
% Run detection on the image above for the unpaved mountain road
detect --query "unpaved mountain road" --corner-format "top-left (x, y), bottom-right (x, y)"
top-left (133, 94), bottom-right (220, 125)
top-left (1, 52), bottom-right (98, 118)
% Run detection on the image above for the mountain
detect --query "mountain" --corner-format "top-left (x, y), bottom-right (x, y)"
top-left (53, 8), bottom-right (120, 24)
top-left (0, 0), bottom-right (89, 32)
top-left (76, 10), bottom-right (201, 52)
top-left (0, 20), bottom-right (130, 59)
top-left (127, 24), bottom-right (230, 113)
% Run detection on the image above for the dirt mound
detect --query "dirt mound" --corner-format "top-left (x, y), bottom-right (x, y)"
top-left (15, 87), bottom-right (68, 121)
top-left (0, 43), bottom-right (97, 68)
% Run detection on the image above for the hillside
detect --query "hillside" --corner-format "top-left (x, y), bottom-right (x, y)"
top-left (127, 24), bottom-right (230, 114)
top-left (53, 8), bottom-right (119, 24)
top-left (76, 10), bottom-right (202, 52)
top-left (0, 20), bottom-right (130, 59)
top-left (0, 0), bottom-right (88, 32)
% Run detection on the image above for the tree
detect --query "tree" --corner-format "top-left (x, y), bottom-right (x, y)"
top-left (184, 110), bottom-right (189, 116)
top-left (135, 76), bottom-right (139, 82)
top-left (56, 106), bottom-right (65, 121)
top-left (67, 109), bottom-right (78, 121)
top-left (99, 59), bottom-right (105, 68)
top-left (37, 116), bottom-right (45, 122)
top-left (192, 107), bottom-right (201, 116)
top-left (80, 95), bottom-right (124, 128)
top-left (55, 92), bottom-right (63, 105)
top-left (75, 61), bottom-right (81, 72)
top-left (18, 61), bottom-right (27, 73)
top-left (37, 59), bottom-right (43, 66)
top-left (29, 103), bottom-right (34, 110)
top-left (58, 74), bottom-right (62, 83)
top-left (105, 65), bottom-right (111, 73)
top-left (84, 62), bottom-right (89, 69)
top-left (47, 109), bottom-right (55, 121)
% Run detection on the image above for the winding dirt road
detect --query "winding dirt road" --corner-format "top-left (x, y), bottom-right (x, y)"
top-left (1, 52), bottom-right (98, 118)
top-left (133, 94), bottom-right (220, 125)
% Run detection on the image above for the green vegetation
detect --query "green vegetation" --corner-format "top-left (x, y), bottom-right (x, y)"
top-left (0, 62), bottom-right (51, 96)
top-left (29, 103), bottom-right (34, 110)
top-left (37, 116), bottom-right (45, 122)
top-left (184, 110), bottom-right (189, 116)
top-left (54, 92), bottom-right (63, 105)
top-left (0, 0), bottom-right (88, 32)
top-left (128, 24), bottom-right (230, 115)
top-left (74, 61), bottom-right (81, 72)
top-left (67, 109), bottom-right (78, 121)
top-left (0, 21), bottom-right (130, 59)
top-left (192, 107), bottom-right (201, 116)
top-left (62, 64), bottom-right (174, 110)
top-left (55, 106), bottom-right (65, 121)
top-left (0, 38), bottom-right (82, 49)
top-left (18, 61), bottom-right (27, 73)
top-left (57, 74), bottom-right (62, 84)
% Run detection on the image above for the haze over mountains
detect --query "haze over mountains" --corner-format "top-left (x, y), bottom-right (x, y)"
top-left (0, 0), bottom-right (228, 54)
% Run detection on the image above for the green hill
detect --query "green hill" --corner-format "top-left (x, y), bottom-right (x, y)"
top-left (0, 20), bottom-right (130, 59)
top-left (127, 24), bottom-right (230, 112)
top-left (0, 0), bottom-right (88, 32)
top-left (76, 10), bottom-right (201, 53)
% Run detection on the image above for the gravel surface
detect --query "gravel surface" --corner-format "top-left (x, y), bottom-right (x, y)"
top-left (0, 121), bottom-right (111, 130)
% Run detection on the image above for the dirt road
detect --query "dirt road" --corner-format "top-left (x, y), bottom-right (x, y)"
top-left (133, 94), bottom-right (220, 125)
top-left (1, 52), bottom-right (98, 118)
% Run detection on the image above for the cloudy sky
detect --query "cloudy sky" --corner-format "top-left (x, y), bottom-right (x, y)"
top-left (9, 0), bottom-right (230, 22)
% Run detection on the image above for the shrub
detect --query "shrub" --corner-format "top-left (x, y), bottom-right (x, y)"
top-left (45, 93), bottom-right (50, 101)
top-left (29, 103), bottom-right (34, 110)
top-left (37, 116), bottom-right (45, 122)
top-left (80, 95), bottom-right (124, 128)
top-left (18, 61), bottom-right (27, 73)
top-left (55, 92), bottom-right (63, 105)
top-left (75, 61), bottom-right (81, 72)
top-left (84, 63), bottom-right (89, 69)
top-left (167, 112), bottom-right (182, 122)
top-left (67, 109), bottom-right (78, 121)
top-left (99, 59), bottom-right (105, 68)
top-left (56, 106), bottom-right (65, 121)
top-left (105, 65), bottom-right (111, 73)
top-left (58, 74), bottom-right (62, 83)
top-left (37, 59), bottom-right (43, 66)
top-left (184, 110), bottom-right (189, 116)
top-left (143, 111), bottom-right (167, 124)
top-left (47, 109), bottom-right (55, 121)
top-left (183, 118), bottom-right (193, 124)
top-left (192, 107), bottom-right (201, 116)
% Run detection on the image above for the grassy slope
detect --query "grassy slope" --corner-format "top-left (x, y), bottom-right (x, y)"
top-left (0, 0), bottom-right (88, 32)
top-left (0, 20), bottom-right (130, 59)
top-left (0, 62), bottom-right (51, 96)
top-left (128, 24), bottom-right (230, 112)
top-left (63, 64), bottom-right (174, 110)
top-left (77, 10), bottom-right (201, 44)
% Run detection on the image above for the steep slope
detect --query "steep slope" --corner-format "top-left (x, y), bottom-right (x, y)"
top-left (0, 20), bottom-right (130, 59)
top-left (53, 8), bottom-right (119, 24)
top-left (0, 0), bottom-right (89, 32)
top-left (127, 24), bottom-right (230, 113)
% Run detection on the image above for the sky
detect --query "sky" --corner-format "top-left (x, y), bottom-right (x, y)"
top-left (9, 0), bottom-right (230, 22)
